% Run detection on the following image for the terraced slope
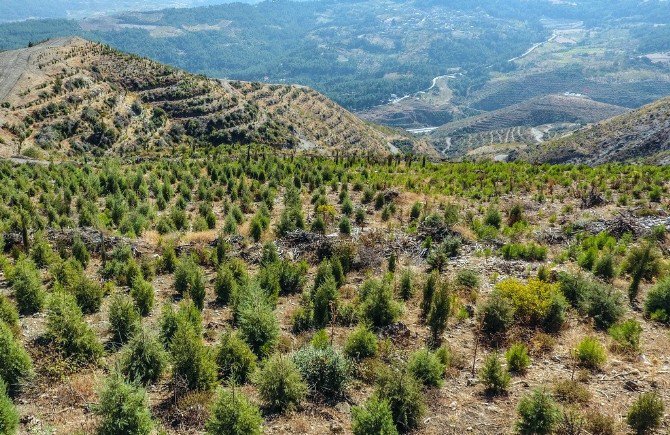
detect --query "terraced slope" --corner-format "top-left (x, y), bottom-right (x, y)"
top-left (0, 38), bottom-right (425, 159)
top-left (523, 96), bottom-right (670, 164)
top-left (428, 94), bottom-right (627, 158)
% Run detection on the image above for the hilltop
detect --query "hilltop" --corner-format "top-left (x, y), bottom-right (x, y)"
top-left (522, 96), bottom-right (670, 164)
top-left (0, 38), bottom-right (430, 159)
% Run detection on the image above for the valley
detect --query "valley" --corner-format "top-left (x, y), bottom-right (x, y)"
top-left (0, 2), bottom-right (669, 435)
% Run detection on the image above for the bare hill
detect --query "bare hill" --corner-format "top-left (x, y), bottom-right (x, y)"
top-left (0, 38), bottom-right (431, 159)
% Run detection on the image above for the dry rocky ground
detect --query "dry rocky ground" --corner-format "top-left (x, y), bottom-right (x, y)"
top-left (2, 175), bottom-right (670, 435)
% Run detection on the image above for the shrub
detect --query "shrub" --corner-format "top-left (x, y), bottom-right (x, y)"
top-left (0, 295), bottom-right (19, 333)
top-left (553, 379), bottom-right (591, 404)
top-left (456, 269), bottom-right (480, 289)
top-left (359, 278), bottom-right (402, 328)
top-left (69, 275), bottom-right (104, 314)
top-left (556, 408), bottom-right (585, 435)
top-left (543, 291), bottom-right (568, 333)
top-left (339, 216), bottom-right (352, 235)
top-left (501, 243), bottom-right (547, 262)
top-left (310, 329), bottom-right (330, 350)
top-left (238, 298), bottom-right (279, 358)
top-left (626, 392), bottom-right (664, 435)
top-left (174, 257), bottom-right (206, 310)
top-left (174, 257), bottom-right (195, 294)
top-left (0, 379), bottom-right (18, 435)
top-left (374, 369), bottom-right (425, 432)
top-left (170, 320), bottom-right (217, 392)
top-left (593, 254), bottom-right (615, 281)
top-left (578, 246), bottom-right (598, 271)
top-left (479, 292), bottom-right (514, 337)
top-left (71, 237), bottom-right (90, 268)
top-left (100, 245), bottom-right (142, 287)
top-left (119, 330), bottom-right (166, 385)
top-left (108, 293), bottom-right (141, 345)
top-left (249, 217), bottom-right (264, 242)
top-left (408, 349), bottom-right (445, 388)
top-left (516, 389), bottom-right (559, 435)
top-left (608, 319), bottom-right (642, 353)
top-left (622, 243), bottom-right (661, 303)
top-left (312, 275), bottom-right (338, 328)
top-left (479, 352), bottom-right (510, 395)
top-left (130, 279), bottom-right (155, 316)
top-left (45, 291), bottom-right (103, 363)
top-left (420, 271), bottom-right (438, 320)
top-left (313, 260), bottom-right (334, 291)
top-left (12, 258), bottom-right (45, 315)
top-left (215, 264), bottom-right (237, 305)
top-left (291, 305), bottom-right (313, 334)
top-left (277, 260), bottom-right (308, 295)
top-left (215, 330), bottom-right (257, 384)
top-left (293, 345), bottom-right (350, 398)
top-left (253, 354), bottom-right (307, 413)
top-left (95, 374), bottom-right (153, 435)
top-left (0, 321), bottom-right (33, 396)
top-left (495, 278), bottom-right (567, 331)
top-left (507, 203), bottom-right (525, 226)
top-left (644, 277), bottom-right (670, 323)
top-left (351, 397), bottom-right (398, 435)
top-left (584, 283), bottom-right (624, 330)
top-left (427, 282), bottom-right (450, 345)
top-left (398, 269), bottom-right (413, 300)
top-left (344, 326), bottom-right (378, 360)
top-left (557, 272), bottom-right (590, 306)
top-left (584, 411), bottom-right (616, 435)
top-left (505, 343), bottom-right (531, 375)
top-left (30, 233), bottom-right (55, 268)
top-left (206, 388), bottom-right (263, 435)
top-left (161, 243), bottom-right (177, 273)
top-left (159, 300), bottom-right (202, 348)
top-left (575, 337), bottom-right (606, 370)
top-left (484, 207), bottom-right (501, 229)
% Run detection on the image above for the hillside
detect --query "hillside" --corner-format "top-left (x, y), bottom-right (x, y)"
top-left (427, 94), bottom-right (628, 158)
top-left (522, 96), bottom-right (670, 164)
top-left (0, 38), bottom-right (426, 159)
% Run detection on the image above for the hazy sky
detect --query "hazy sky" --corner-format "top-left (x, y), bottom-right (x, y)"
top-left (0, 0), bottom-right (259, 22)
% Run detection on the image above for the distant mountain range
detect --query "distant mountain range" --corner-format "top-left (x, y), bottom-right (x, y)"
top-left (0, 1), bottom-right (256, 22)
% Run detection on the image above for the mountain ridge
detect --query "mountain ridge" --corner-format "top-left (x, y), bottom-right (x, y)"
top-left (520, 96), bottom-right (670, 164)
top-left (0, 38), bottom-right (433, 159)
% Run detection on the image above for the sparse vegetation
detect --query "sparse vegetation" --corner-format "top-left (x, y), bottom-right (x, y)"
top-left (516, 389), bottom-right (559, 435)
top-left (0, 117), bottom-right (667, 434)
top-left (253, 354), bottom-right (307, 413)
top-left (626, 392), bottom-right (664, 435)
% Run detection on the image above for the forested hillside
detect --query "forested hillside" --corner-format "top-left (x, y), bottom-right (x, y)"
top-left (0, 38), bottom-right (427, 160)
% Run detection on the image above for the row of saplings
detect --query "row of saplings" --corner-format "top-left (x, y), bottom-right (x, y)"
top-left (2, 237), bottom-right (670, 433)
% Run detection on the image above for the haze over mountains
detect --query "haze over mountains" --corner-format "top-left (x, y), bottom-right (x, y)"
top-left (0, 1), bottom-right (256, 23)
